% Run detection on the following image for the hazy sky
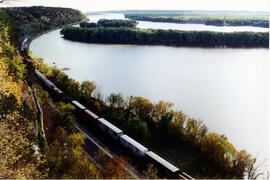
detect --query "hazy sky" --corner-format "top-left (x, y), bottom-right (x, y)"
top-left (1, 0), bottom-right (270, 12)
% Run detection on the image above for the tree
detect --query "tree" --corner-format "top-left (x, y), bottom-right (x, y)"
top-left (56, 102), bottom-right (75, 112)
top-left (103, 156), bottom-right (129, 179)
top-left (66, 79), bottom-right (80, 98)
top-left (231, 150), bottom-right (256, 178)
top-left (171, 111), bottom-right (186, 131)
top-left (245, 158), bottom-right (264, 179)
top-left (54, 102), bottom-right (76, 133)
top-left (0, 111), bottom-right (42, 178)
top-left (45, 132), bottom-right (100, 179)
top-left (97, 19), bottom-right (138, 28)
top-left (44, 140), bottom-right (65, 178)
top-left (0, 94), bottom-right (18, 116)
top-left (200, 132), bottom-right (236, 176)
top-left (143, 164), bottom-right (159, 179)
top-left (151, 100), bottom-right (174, 122)
top-left (80, 80), bottom-right (96, 98)
top-left (106, 93), bottom-right (125, 108)
top-left (128, 96), bottom-right (153, 120)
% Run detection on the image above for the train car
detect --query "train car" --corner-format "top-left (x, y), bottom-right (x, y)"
top-left (97, 118), bottom-right (124, 140)
top-left (119, 134), bottom-right (148, 157)
top-left (35, 70), bottom-right (52, 88)
top-left (61, 96), bottom-right (73, 103)
top-left (35, 70), bottom-right (61, 92)
top-left (35, 70), bottom-right (72, 102)
top-left (20, 38), bottom-right (28, 52)
top-left (83, 109), bottom-right (99, 124)
top-left (35, 70), bottom-right (70, 99)
top-left (145, 151), bottom-right (180, 178)
top-left (71, 100), bottom-right (86, 111)
top-left (70, 100), bottom-right (90, 122)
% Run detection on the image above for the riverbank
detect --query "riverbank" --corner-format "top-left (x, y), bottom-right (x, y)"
top-left (61, 25), bottom-right (269, 48)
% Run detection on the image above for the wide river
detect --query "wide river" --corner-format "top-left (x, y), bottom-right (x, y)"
top-left (30, 14), bottom-right (269, 166)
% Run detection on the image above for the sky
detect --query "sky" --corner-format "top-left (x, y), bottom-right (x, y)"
top-left (1, 0), bottom-right (270, 12)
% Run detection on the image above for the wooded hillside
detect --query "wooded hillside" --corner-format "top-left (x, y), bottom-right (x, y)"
top-left (2, 6), bottom-right (86, 44)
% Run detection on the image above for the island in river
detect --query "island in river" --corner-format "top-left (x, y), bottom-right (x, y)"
top-left (61, 20), bottom-right (269, 47)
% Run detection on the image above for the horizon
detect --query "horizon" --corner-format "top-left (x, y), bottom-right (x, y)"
top-left (86, 9), bottom-right (269, 13)
top-left (1, 6), bottom-right (270, 13)
top-left (0, 0), bottom-right (269, 12)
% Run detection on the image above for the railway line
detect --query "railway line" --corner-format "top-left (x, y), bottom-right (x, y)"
top-left (76, 124), bottom-right (142, 179)
top-left (20, 37), bottom-right (194, 179)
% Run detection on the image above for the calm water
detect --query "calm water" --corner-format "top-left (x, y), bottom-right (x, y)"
top-left (30, 14), bottom-right (269, 168)
top-left (89, 13), bottom-right (269, 32)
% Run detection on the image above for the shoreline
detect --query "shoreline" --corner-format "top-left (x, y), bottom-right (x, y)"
top-left (19, 19), bottom-right (86, 51)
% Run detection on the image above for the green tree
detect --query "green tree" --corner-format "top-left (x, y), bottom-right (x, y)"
top-left (54, 102), bottom-right (76, 132)
top-left (80, 80), bottom-right (96, 98)
top-left (106, 93), bottom-right (125, 108)
top-left (128, 96), bottom-right (153, 120)
top-left (232, 150), bottom-right (254, 178)
top-left (151, 100), bottom-right (174, 122)
top-left (45, 132), bottom-right (100, 178)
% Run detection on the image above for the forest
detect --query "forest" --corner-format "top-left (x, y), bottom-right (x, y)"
top-left (61, 26), bottom-right (269, 47)
top-left (125, 14), bottom-right (269, 28)
top-left (2, 6), bottom-right (86, 45)
top-left (0, 7), bottom-right (128, 179)
top-left (80, 19), bottom-right (137, 28)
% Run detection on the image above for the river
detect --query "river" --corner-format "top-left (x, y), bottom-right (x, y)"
top-left (30, 14), bottom-right (269, 169)
top-left (88, 13), bottom-right (269, 32)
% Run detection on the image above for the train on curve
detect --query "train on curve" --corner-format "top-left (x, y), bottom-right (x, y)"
top-left (20, 35), bottom-right (193, 178)
top-left (35, 70), bottom-right (193, 179)
top-left (34, 68), bottom-right (193, 179)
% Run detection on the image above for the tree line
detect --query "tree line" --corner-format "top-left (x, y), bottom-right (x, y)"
top-left (61, 26), bottom-right (269, 48)
top-left (80, 19), bottom-right (138, 28)
top-left (35, 58), bottom-right (260, 179)
top-left (125, 14), bottom-right (269, 28)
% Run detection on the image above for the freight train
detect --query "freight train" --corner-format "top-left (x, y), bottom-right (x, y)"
top-left (20, 35), bottom-right (193, 178)
top-left (34, 69), bottom-right (193, 179)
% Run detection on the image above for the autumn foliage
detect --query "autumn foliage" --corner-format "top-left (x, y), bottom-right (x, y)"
top-left (103, 156), bottom-right (129, 179)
